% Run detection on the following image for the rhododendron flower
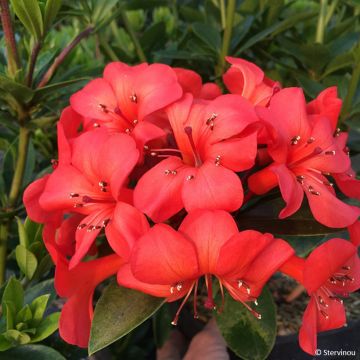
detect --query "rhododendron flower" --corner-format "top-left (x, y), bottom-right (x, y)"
top-left (248, 87), bottom-right (360, 228)
top-left (25, 123), bottom-right (146, 267)
top-left (70, 61), bottom-right (183, 152)
top-left (223, 56), bottom-right (280, 106)
top-left (281, 239), bottom-right (360, 355)
top-left (134, 94), bottom-right (260, 222)
top-left (117, 210), bottom-right (294, 324)
top-left (174, 67), bottom-right (222, 100)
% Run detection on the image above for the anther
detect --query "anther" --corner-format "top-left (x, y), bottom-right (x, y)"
top-left (171, 170), bottom-right (177, 175)
top-left (69, 192), bottom-right (79, 198)
top-left (329, 296), bottom-right (343, 304)
top-left (342, 266), bottom-right (351, 270)
top-left (320, 310), bottom-right (329, 319)
top-left (238, 280), bottom-right (251, 294)
top-left (73, 203), bottom-right (83, 208)
top-left (125, 128), bottom-right (131, 134)
top-left (329, 277), bottom-right (337, 284)
top-left (334, 128), bottom-right (341, 136)
top-left (51, 159), bottom-right (58, 169)
top-left (77, 223), bottom-right (87, 230)
top-left (98, 104), bottom-right (109, 113)
top-left (102, 219), bottom-right (110, 227)
top-left (206, 113), bottom-right (218, 130)
top-left (325, 150), bottom-right (336, 155)
top-left (130, 94), bottom-right (137, 103)
top-left (164, 169), bottom-right (171, 175)
top-left (99, 181), bottom-right (108, 187)
top-left (291, 135), bottom-right (301, 145)
top-left (87, 225), bottom-right (96, 232)
top-left (144, 145), bottom-right (149, 151)
top-left (93, 123), bottom-right (100, 128)
top-left (133, 119), bottom-right (138, 125)
top-left (308, 186), bottom-right (320, 196)
top-left (318, 296), bottom-right (328, 307)
top-left (254, 299), bottom-right (258, 306)
top-left (322, 180), bottom-right (334, 187)
top-left (214, 155), bottom-right (221, 166)
top-left (186, 175), bottom-right (195, 181)
top-left (344, 275), bottom-right (354, 282)
top-left (307, 137), bottom-right (315, 144)
top-left (296, 175), bottom-right (305, 184)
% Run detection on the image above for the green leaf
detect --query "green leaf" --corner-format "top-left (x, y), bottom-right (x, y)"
top-left (3, 301), bottom-right (16, 330)
top-left (33, 254), bottom-right (53, 279)
top-left (15, 245), bottom-right (38, 280)
top-left (2, 278), bottom-right (24, 313)
top-left (15, 304), bottom-right (33, 324)
top-left (30, 312), bottom-right (60, 343)
top-left (216, 287), bottom-right (276, 360)
top-left (0, 334), bottom-right (12, 351)
top-left (139, 22), bottom-right (166, 53)
top-left (10, 0), bottom-right (44, 40)
top-left (15, 217), bottom-right (29, 248)
top-left (237, 196), bottom-right (337, 236)
top-left (153, 304), bottom-right (172, 348)
top-left (32, 78), bottom-right (88, 102)
top-left (322, 52), bottom-right (354, 78)
top-left (0, 75), bottom-right (34, 103)
top-left (236, 11), bottom-right (316, 54)
top-left (2, 344), bottom-right (65, 359)
top-left (24, 279), bottom-right (56, 305)
top-left (89, 282), bottom-right (164, 355)
top-left (192, 22), bottom-right (221, 53)
top-left (44, 0), bottom-right (62, 31)
top-left (24, 218), bottom-right (43, 245)
top-left (3, 329), bottom-right (31, 345)
top-left (29, 295), bottom-right (49, 326)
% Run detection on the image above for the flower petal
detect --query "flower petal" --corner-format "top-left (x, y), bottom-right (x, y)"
top-left (134, 157), bottom-right (187, 222)
top-left (299, 297), bottom-right (318, 355)
top-left (173, 67), bottom-right (202, 97)
top-left (182, 161), bottom-right (243, 213)
top-left (179, 210), bottom-right (238, 274)
top-left (303, 238), bottom-right (357, 293)
top-left (59, 106), bottom-right (84, 139)
top-left (200, 83), bottom-right (222, 100)
top-left (131, 224), bottom-right (199, 285)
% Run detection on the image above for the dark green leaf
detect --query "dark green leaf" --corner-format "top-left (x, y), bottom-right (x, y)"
top-left (89, 282), bottom-right (164, 355)
top-left (140, 22), bottom-right (166, 53)
top-left (15, 304), bottom-right (32, 324)
top-left (0, 75), bottom-right (34, 103)
top-left (44, 0), bottom-right (62, 31)
top-left (2, 278), bottom-right (24, 313)
top-left (24, 218), bottom-right (43, 245)
top-left (153, 304), bottom-right (172, 348)
top-left (2, 344), bottom-right (65, 359)
top-left (322, 52), bottom-right (354, 78)
top-left (0, 334), bottom-right (12, 351)
top-left (15, 245), bottom-right (38, 280)
top-left (10, 0), bottom-right (44, 40)
top-left (192, 22), bottom-right (221, 53)
top-left (22, 139), bottom-right (36, 189)
top-left (125, 0), bottom-right (168, 10)
top-left (216, 287), bottom-right (276, 360)
top-left (30, 312), bottom-right (60, 343)
top-left (237, 196), bottom-right (338, 236)
top-left (24, 279), bottom-right (56, 305)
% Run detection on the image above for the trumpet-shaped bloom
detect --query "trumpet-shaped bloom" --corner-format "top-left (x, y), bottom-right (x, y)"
top-left (117, 210), bottom-right (294, 324)
top-left (70, 62), bottom-right (183, 152)
top-left (31, 124), bottom-right (147, 267)
top-left (248, 87), bottom-right (360, 228)
top-left (223, 56), bottom-right (280, 106)
top-left (134, 94), bottom-right (260, 222)
top-left (281, 239), bottom-right (360, 355)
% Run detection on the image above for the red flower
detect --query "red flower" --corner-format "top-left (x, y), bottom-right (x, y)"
top-left (70, 62), bottom-right (183, 153)
top-left (223, 56), bottom-right (280, 106)
top-left (281, 239), bottom-right (360, 355)
top-left (117, 210), bottom-right (294, 324)
top-left (248, 87), bottom-right (360, 228)
top-left (134, 94), bottom-right (260, 222)
top-left (174, 67), bottom-right (222, 100)
top-left (34, 124), bottom-right (147, 267)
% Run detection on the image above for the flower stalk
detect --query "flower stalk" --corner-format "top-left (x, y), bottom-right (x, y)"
top-left (0, 0), bottom-right (20, 76)
top-left (315, 0), bottom-right (328, 44)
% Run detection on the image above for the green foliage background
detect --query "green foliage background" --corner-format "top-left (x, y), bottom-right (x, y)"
top-left (0, 0), bottom-right (359, 358)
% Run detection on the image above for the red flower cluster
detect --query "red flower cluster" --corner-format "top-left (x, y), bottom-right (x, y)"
top-left (24, 57), bottom-right (360, 353)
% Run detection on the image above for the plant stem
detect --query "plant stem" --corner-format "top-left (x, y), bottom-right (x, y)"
top-left (27, 41), bottom-right (42, 87)
top-left (216, 0), bottom-right (236, 78)
top-left (37, 26), bottom-right (93, 88)
top-left (219, 0), bottom-right (226, 29)
top-left (324, 0), bottom-right (338, 27)
top-left (340, 46), bottom-right (360, 123)
top-left (315, 0), bottom-right (328, 44)
top-left (0, 0), bottom-right (20, 76)
top-left (120, 8), bottom-right (147, 63)
top-left (0, 126), bottom-right (30, 285)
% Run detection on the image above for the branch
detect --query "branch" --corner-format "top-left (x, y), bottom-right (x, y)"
top-left (37, 26), bottom-right (93, 88)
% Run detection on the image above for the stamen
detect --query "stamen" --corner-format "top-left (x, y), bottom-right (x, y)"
top-left (291, 135), bottom-right (301, 145)
top-left (296, 175), bottom-right (305, 184)
top-left (70, 192), bottom-right (80, 198)
top-left (320, 310), bottom-right (329, 319)
top-left (87, 225), bottom-right (97, 232)
top-left (93, 123), bottom-right (100, 128)
top-left (308, 186), bottom-right (320, 196)
top-left (335, 128), bottom-right (341, 137)
top-left (307, 137), bottom-right (315, 144)
top-left (206, 113), bottom-right (217, 130)
top-left (318, 296), bottom-right (328, 308)
top-left (171, 282), bottom-right (195, 326)
top-left (342, 266), bottom-right (351, 271)
top-left (193, 280), bottom-right (199, 319)
top-left (98, 104), bottom-right (109, 113)
top-left (204, 274), bottom-right (216, 310)
top-left (214, 155), bottom-right (221, 166)
top-left (184, 126), bottom-right (203, 167)
top-left (102, 219), bottom-right (110, 227)
top-left (322, 180), bottom-right (334, 187)
top-left (329, 296), bottom-right (343, 304)
top-left (325, 150), bottom-right (336, 155)
top-left (125, 128), bottom-right (131, 134)
top-left (218, 278), bottom-right (225, 313)
top-left (254, 299), bottom-right (258, 306)
top-left (133, 119), bottom-right (138, 125)
top-left (51, 159), bottom-right (58, 169)
top-left (130, 94), bottom-right (137, 103)
top-left (73, 203), bottom-right (83, 208)
top-left (238, 280), bottom-right (251, 295)
top-left (77, 223), bottom-right (87, 230)
top-left (186, 175), bottom-right (195, 181)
